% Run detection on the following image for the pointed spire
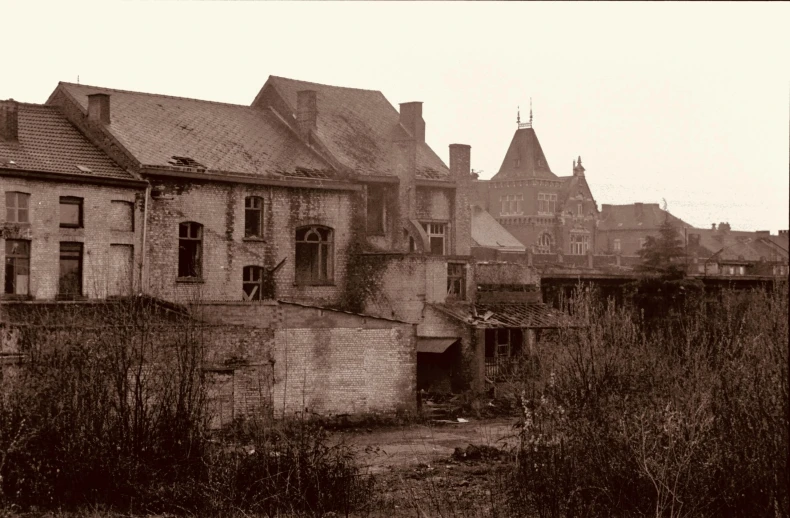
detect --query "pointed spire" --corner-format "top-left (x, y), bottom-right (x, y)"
top-left (529, 97), bottom-right (533, 126)
top-left (577, 155), bottom-right (582, 166)
top-left (517, 106), bottom-right (520, 125)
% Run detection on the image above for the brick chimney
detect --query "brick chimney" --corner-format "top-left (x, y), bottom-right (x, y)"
top-left (399, 102), bottom-right (425, 142)
top-left (449, 143), bottom-right (472, 256)
top-left (296, 90), bottom-right (317, 139)
top-left (449, 143), bottom-right (471, 178)
top-left (0, 100), bottom-right (19, 141)
top-left (87, 93), bottom-right (111, 124)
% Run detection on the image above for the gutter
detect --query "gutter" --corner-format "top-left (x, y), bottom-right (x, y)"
top-left (0, 168), bottom-right (148, 189)
top-left (140, 167), bottom-right (363, 192)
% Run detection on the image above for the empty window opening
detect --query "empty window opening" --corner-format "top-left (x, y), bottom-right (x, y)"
top-left (243, 265), bottom-right (266, 300)
top-left (366, 185), bottom-right (387, 235)
top-left (178, 222), bottom-right (203, 278)
top-left (59, 196), bottom-right (83, 228)
top-left (110, 200), bottom-right (134, 232)
top-left (447, 263), bottom-right (466, 300)
top-left (4, 240), bottom-right (30, 296)
top-left (422, 222), bottom-right (446, 255)
top-left (295, 225), bottom-right (333, 284)
top-left (5, 192), bottom-right (30, 223)
top-left (245, 196), bottom-right (264, 238)
top-left (59, 242), bottom-right (83, 298)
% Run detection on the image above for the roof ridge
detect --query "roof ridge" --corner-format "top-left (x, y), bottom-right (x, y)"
top-left (269, 75), bottom-right (383, 94)
top-left (58, 81), bottom-right (252, 109)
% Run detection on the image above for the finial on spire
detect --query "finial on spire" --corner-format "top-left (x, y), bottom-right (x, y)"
top-left (577, 155), bottom-right (582, 166)
top-left (517, 106), bottom-right (520, 125)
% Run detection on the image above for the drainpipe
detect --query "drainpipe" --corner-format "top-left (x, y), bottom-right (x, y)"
top-left (139, 183), bottom-right (150, 295)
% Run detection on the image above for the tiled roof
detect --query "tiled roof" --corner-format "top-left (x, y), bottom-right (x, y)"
top-left (53, 82), bottom-right (333, 178)
top-left (431, 302), bottom-right (578, 328)
top-left (471, 205), bottom-right (525, 251)
top-left (490, 127), bottom-right (557, 181)
top-left (0, 102), bottom-right (133, 180)
top-left (598, 203), bottom-right (692, 231)
top-left (687, 228), bottom-right (789, 262)
top-left (257, 76), bottom-right (450, 179)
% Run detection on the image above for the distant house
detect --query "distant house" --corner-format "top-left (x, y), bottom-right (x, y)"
top-left (686, 224), bottom-right (789, 277)
top-left (596, 202), bottom-right (692, 256)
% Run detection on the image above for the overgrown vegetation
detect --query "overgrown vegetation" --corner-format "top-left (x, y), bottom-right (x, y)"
top-left (0, 298), bottom-right (368, 516)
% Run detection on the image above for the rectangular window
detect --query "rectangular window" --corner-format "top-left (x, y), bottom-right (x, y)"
top-left (447, 263), bottom-right (466, 300)
top-left (570, 233), bottom-right (590, 255)
top-left (59, 242), bottom-right (83, 297)
top-left (245, 196), bottom-right (263, 238)
top-left (613, 239), bottom-right (621, 252)
top-left (366, 186), bottom-right (386, 235)
top-left (422, 222), bottom-right (446, 255)
top-left (5, 192), bottom-right (30, 223)
top-left (178, 222), bottom-right (203, 278)
top-left (59, 196), bottom-right (83, 228)
top-left (243, 265), bottom-right (265, 300)
top-left (4, 240), bottom-right (30, 296)
top-left (484, 328), bottom-right (524, 379)
top-left (110, 201), bottom-right (134, 232)
top-left (499, 194), bottom-right (524, 216)
top-left (537, 193), bottom-right (557, 215)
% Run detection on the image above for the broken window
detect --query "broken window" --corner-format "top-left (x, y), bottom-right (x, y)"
top-left (59, 196), bottom-right (83, 228)
top-left (484, 328), bottom-right (523, 379)
top-left (447, 263), bottom-right (466, 300)
top-left (178, 222), bottom-right (203, 278)
top-left (110, 200), bottom-right (134, 231)
top-left (4, 240), bottom-right (30, 296)
top-left (422, 222), bottom-right (446, 255)
top-left (295, 225), bottom-right (333, 284)
top-left (243, 265), bottom-right (265, 300)
top-left (245, 196), bottom-right (264, 238)
top-left (59, 242), bottom-right (83, 298)
top-left (366, 185), bottom-right (386, 235)
top-left (536, 232), bottom-right (552, 254)
top-left (5, 192), bottom-right (30, 223)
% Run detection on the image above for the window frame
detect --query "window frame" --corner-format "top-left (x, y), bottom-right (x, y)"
top-left (537, 193), bottom-right (557, 215)
top-left (5, 192), bottom-right (30, 224)
top-left (178, 222), bottom-right (203, 279)
top-left (59, 196), bottom-right (84, 228)
top-left (422, 222), bottom-right (447, 256)
top-left (613, 239), bottom-right (621, 252)
top-left (536, 232), bottom-right (552, 254)
top-left (446, 262), bottom-right (466, 300)
top-left (58, 241), bottom-right (83, 299)
top-left (295, 225), bottom-right (334, 285)
top-left (570, 232), bottom-right (590, 255)
top-left (242, 265), bottom-right (266, 300)
top-left (4, 239), bottom-right (30, 297)
top-left (366, 185), bottom-right (387, 235)
top-left (244, 196), bottom-right (264, 239)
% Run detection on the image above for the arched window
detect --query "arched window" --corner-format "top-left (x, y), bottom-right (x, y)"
top-left (243, 265), bottom-right (266, 300)
top-left (178, 222), bottom-right (203, 278)
top-left (295, 225), bottom-right (333, 284)
top-left (536, 233), bottom-right (552, 254)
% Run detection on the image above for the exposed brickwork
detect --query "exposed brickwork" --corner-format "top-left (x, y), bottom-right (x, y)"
top-left (1, 178), bottom-right (142, 299)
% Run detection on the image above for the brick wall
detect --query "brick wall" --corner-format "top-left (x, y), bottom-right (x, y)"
top-left (1, 178), bottom-right (142, 299)
top-left (144, 179), bottom-right (353, 306)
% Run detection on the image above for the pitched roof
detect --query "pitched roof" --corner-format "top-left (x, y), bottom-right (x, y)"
top-left (687, 228), bottom-right (789, 262)
top-left (51, 82), bottom-right (333, 178)
top-left (491, 127), bottom-right (556, 181)
top-left (598, 203), bottom-right (692, 231)
top-left (471, 205), bottom-right (525, 251)
top-left (255, 76), bottom-right (450, 179)
top-left (430, 302), bottom-right (578, 328)
top-left (0, 102), bottom-right (133, 181)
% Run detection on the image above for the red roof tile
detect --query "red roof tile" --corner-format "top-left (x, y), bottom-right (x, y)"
top-left (257, 76), bottom-right (450, 179)
top-left (0, 103), bottom-right (133, 181)
top-left (53, 82), bottom-right (333, 178)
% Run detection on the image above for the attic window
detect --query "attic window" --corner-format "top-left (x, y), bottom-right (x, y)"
top-left (168, 156), bottom-right (205, 169)
top-left (76, 165), bottom-right (93, 173)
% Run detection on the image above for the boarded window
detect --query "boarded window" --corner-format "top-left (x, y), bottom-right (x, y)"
top-left (5, 192), bottom-right (30, 223)
top-left (295, 225), bottom-right (333, 284)
top-left (366, 186), bottom-right (386, 234)
top-left (109, 244), bottom-right (134, 297)
top-left (110, 201), bottom-right (134, 232)
top-left (178, 222), bottom-right (202, 278)
top-left (245, 196), bottom-right (263, 238)
top-left (59, 242), bottom-right (83, 297)
top-left (59, 196), bottom-right (83, 228)
top-left (4, 240), bottom-right (30, 296)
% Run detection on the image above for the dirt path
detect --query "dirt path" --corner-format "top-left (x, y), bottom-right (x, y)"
top-left (337, 417), bottom-right (519, 474)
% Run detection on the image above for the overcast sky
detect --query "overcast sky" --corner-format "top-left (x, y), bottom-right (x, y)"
top-left (3, 1), bottom-right (788, 232)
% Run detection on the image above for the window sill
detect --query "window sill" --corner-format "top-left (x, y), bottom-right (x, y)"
top-left (60, 225), bottom-right (84, 230)
top-left (293, 281), bottom-right (335, 287)
top-left (176, 277), bottom-right (205, 284)
top-left (55, 294), bottom-right (87, 301)
top-left (242, 237), bottom-right (267, 243)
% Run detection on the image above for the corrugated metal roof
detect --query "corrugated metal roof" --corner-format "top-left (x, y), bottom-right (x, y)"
top-left (430, 302), bottom-right (578, 328)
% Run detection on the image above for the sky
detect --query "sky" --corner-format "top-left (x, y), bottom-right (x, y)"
top-left (2, 1), bottom-right (788, 233)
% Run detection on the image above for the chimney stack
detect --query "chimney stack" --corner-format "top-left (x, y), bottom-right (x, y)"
top-left (0, 100), bottom-right (19, 141)
top-left (399, 102), bottom-right (425, 142)
top-left (711, 223), bottom-right (717, 230)
top-left (449, 143), bottom-right (471, 179)
top-left (87, 93), bottom-right (111, 124)
top-left (296, 90), bottom-right (317, 139)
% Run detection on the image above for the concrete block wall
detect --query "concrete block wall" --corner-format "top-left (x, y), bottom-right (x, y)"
top-left (144, 179), bottom-right (353, 306)
top-left (1, 178), bottom-right (142, 299)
